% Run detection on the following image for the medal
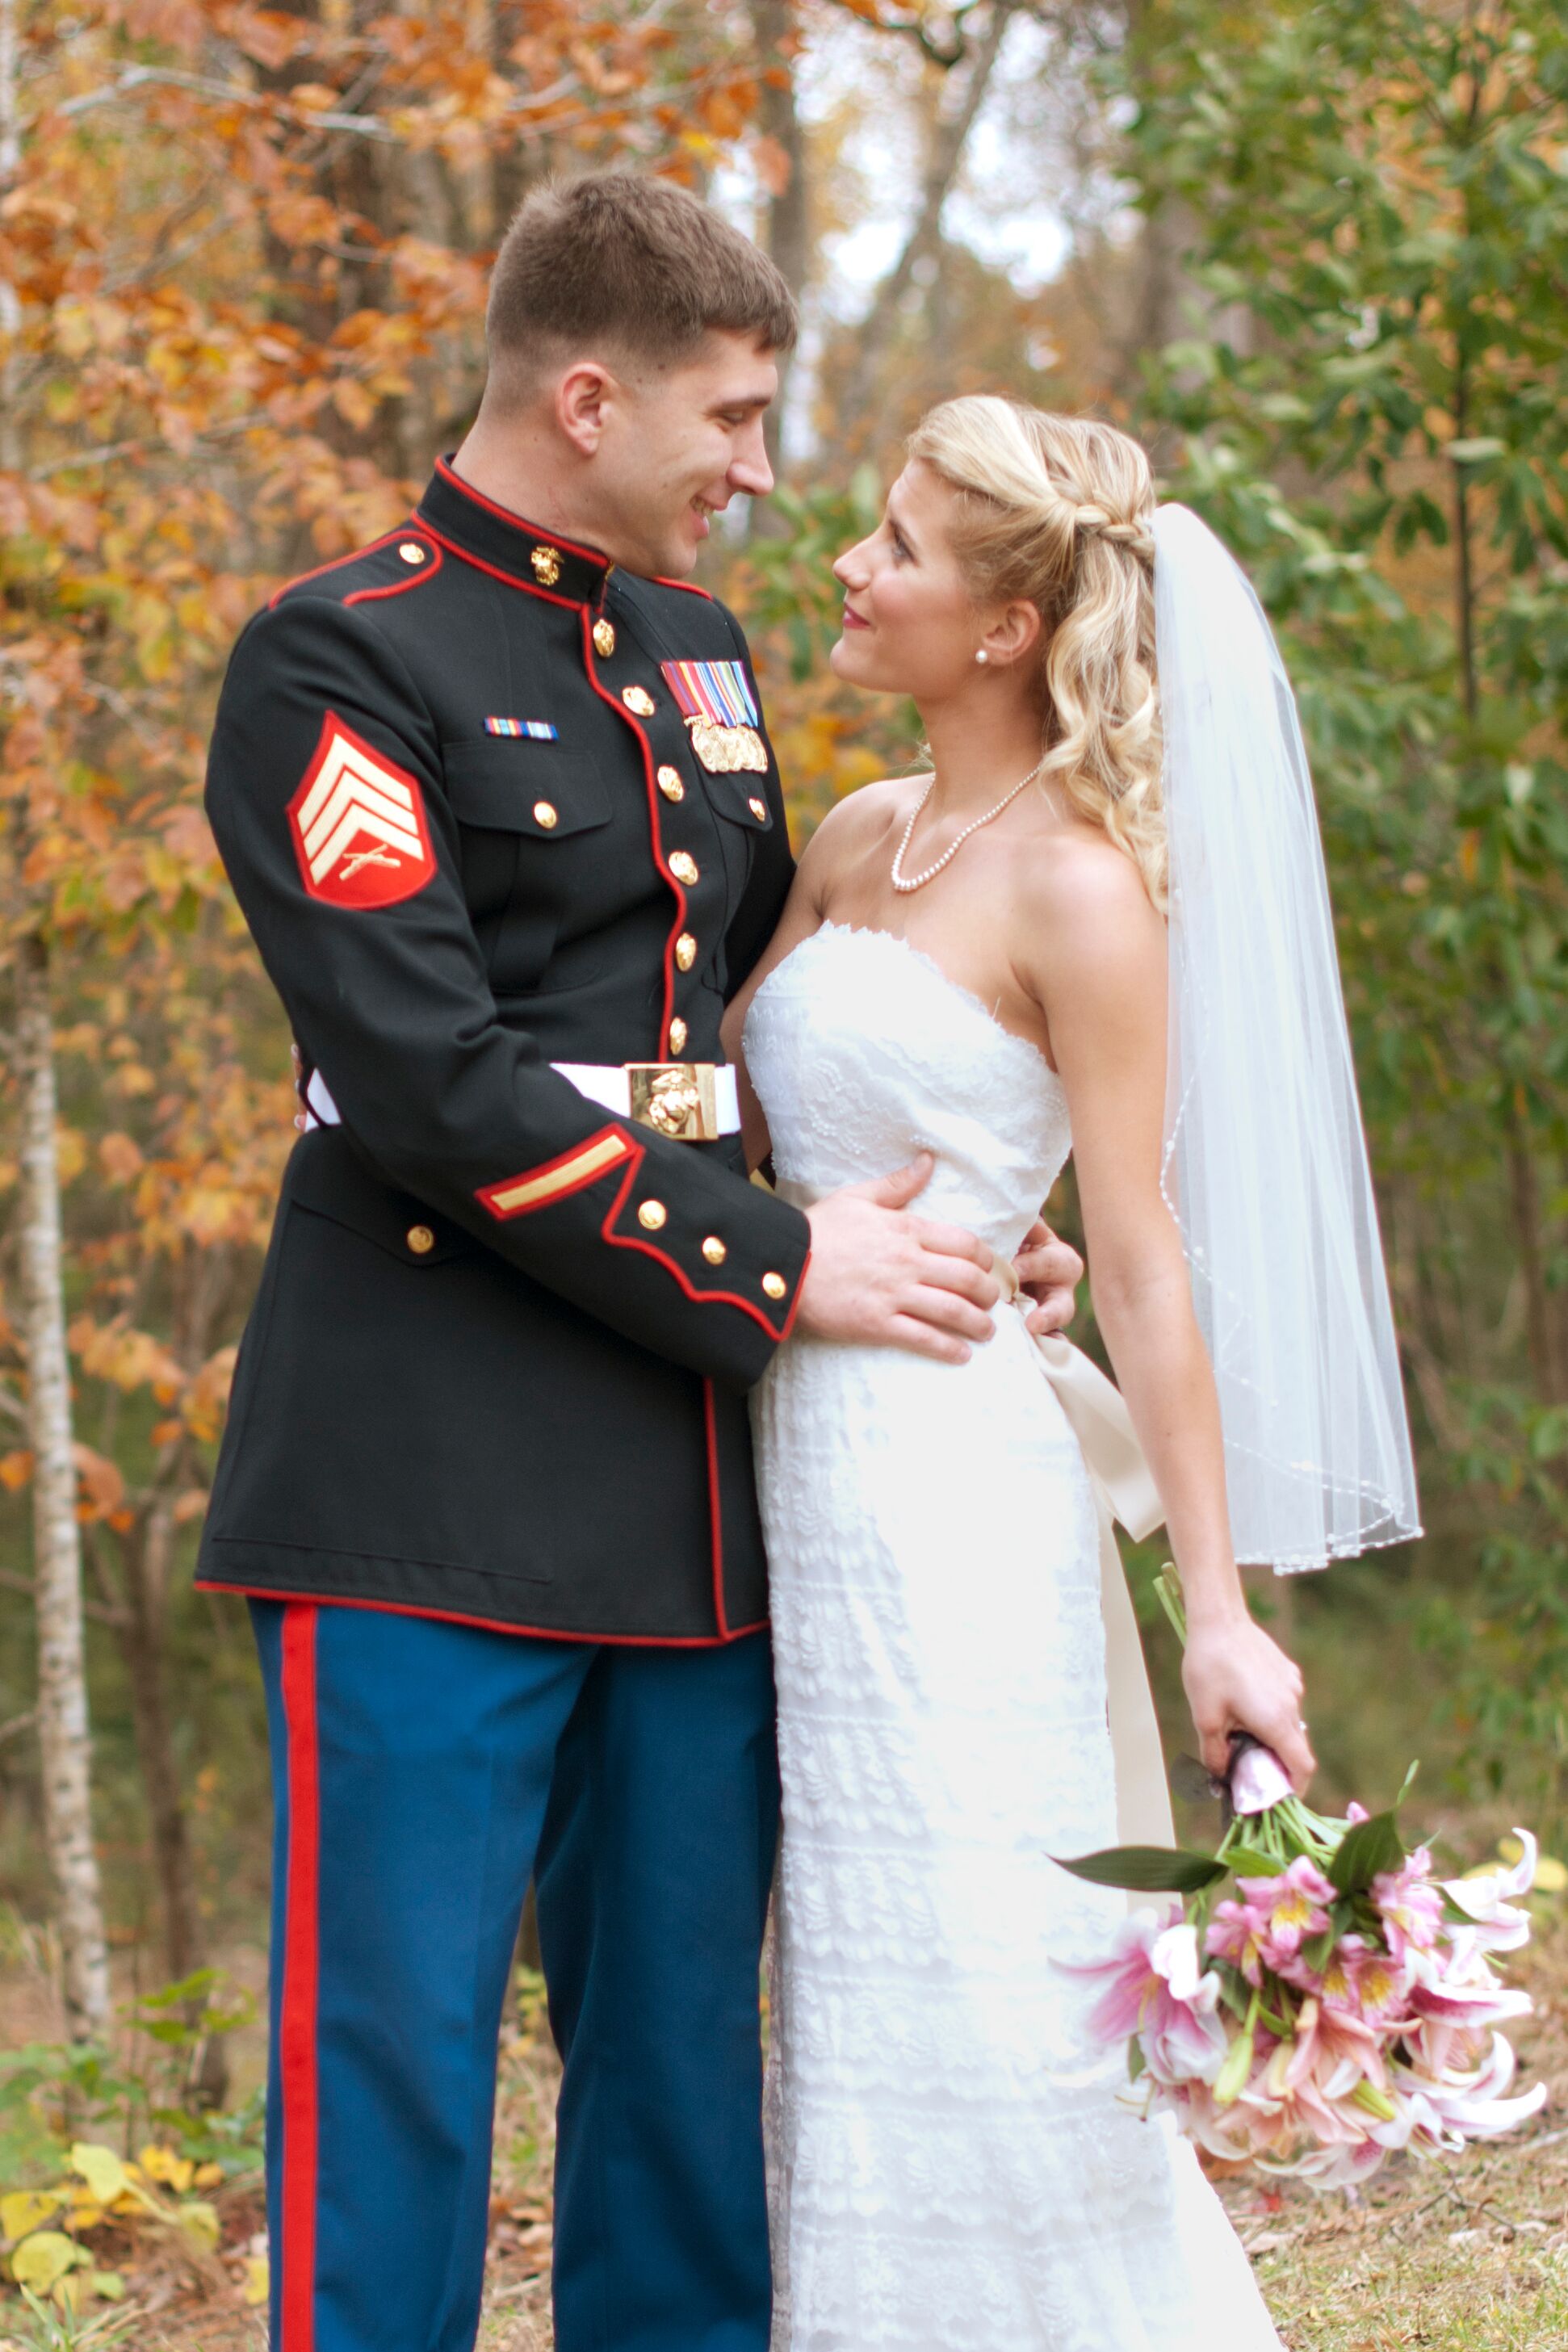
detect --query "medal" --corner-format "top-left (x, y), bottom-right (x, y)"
top-left (660, 660), bottom-right (769, 775)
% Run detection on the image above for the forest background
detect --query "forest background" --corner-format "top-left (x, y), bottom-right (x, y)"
top-left (2, 0), bottom-right (1567, 2342)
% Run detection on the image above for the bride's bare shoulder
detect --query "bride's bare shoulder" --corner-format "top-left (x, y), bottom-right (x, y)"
top-left (1015, 822), bottom-right (1163, 979)
top-left (799, 774), bottom-right (927, 878)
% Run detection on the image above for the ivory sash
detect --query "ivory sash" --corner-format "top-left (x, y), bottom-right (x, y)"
top-left (777, 1177), bottom-right (1175, 1853)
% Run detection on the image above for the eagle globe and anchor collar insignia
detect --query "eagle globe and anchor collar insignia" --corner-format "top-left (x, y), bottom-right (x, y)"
top-left (660, 659), bottom-right (769, 775)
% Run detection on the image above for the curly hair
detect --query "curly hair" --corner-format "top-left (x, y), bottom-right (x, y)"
top-left (905, 396), bottom-right (1164, 907)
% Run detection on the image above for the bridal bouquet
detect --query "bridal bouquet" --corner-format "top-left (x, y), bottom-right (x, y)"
top-left (1054, 1583), bottom-right (1548, 2188)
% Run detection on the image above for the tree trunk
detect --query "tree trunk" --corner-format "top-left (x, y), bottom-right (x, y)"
top-left (15, 934), bottom-right (111, 2041)
top-left (752, 0), bottom-right (809, 484)
top-left (1505, 1101), bottom-right (1566, 1404)
top-left (837, 0), bottom-right (1016, 431)
top-left (115, 1497), bottom-right (230, 2103)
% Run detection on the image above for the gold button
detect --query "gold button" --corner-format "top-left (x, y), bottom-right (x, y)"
top-left (407, 1224), bottom-right (436, 1256)
top-left (762, 1272), bottom-right (787, 1301)
top-left (675, 932), bottom-right (697, 972)
top-left (638, 1199), bottom-right (668, 1231)
top-left (533, 800), bottom-right (558, 829)
top-left (748, 796), bottom-right (767, 821)
top-left (669, 1018), bottom-right (688, 1054)
top-left (531, 544), bottom-right (561, 587)
top-left (669, 851), bottom-right (698, 885)
top-left (593, 618), bottom-right (616, 658)
top-left (623, 685), bottom-right (656, 716)
top-left (702, 1236), bottom-right (727, 1266)
top-left (398, 541), bottom-right (426, 564)
top-left (657, 765), bottom-right (685, 803)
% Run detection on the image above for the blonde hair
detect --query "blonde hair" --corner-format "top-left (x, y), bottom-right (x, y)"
top-left (906, 396), bottom-right (1164, 906)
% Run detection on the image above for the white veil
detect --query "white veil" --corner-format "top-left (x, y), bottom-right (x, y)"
top-left (1153, 502), bottom-right (1421, 1570)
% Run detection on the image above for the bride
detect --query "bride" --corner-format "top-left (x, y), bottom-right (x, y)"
top-left (721, 399), bottom-right (1420, 2349)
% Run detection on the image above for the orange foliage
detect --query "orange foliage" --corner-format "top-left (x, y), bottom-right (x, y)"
top-left (0, 0), bottom-right (774, 1522)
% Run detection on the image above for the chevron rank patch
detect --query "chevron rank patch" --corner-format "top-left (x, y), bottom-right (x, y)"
top-left (287, 713), bottom-right (436, 910)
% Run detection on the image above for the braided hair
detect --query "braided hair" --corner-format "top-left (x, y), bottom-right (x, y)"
top-left (905, 397), bottom-right (1164, 907)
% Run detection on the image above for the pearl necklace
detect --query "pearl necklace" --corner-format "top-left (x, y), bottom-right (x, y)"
top-left (890, 756), bottom-right (1047, 895)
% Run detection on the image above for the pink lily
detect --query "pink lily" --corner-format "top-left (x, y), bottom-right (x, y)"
top-left (1397, 2029), bottom-right (1549, 2145)
top-left (1441, 1830), bottom-right (1537, 1956)
top-left (1255, 1857), bottom-right (1335, 1971)
top-left (1281, 1996), bottom-right (1390, 2100)
top-left (1372, 1847), bottom-right (1444, 1964)
top-left (1406, 1931), bottom-right (1533, 2031)
top-left (1059, 1910), bottom-right (1230, 2086)
top-left (1297, 1931), bottom-right (1411, 2022)
top-left (1206, 1893), bottom-right (1276, 1988)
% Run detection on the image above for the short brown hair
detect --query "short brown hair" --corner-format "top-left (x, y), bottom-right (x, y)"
top-left (485, 172), bottom-right (797, 401)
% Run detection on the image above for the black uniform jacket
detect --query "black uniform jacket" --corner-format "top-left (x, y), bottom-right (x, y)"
top-left (196, 459), bottom-right (813, 1643)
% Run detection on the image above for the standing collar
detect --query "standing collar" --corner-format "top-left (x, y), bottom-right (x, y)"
top-left (417, 455), bottom-right (614, 606)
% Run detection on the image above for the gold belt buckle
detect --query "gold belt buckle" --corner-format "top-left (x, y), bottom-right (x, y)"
top-left (625, 1062), bottom-right (719, 1143)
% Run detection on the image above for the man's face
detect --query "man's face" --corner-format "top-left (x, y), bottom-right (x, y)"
top-left (581, 332), bottom-right (779, 576)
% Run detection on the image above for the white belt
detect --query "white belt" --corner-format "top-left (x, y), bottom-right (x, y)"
top-left (553, 1062), bottom-right (740, 1135)
top-left (303, 1061), bottom-right (740, 1139)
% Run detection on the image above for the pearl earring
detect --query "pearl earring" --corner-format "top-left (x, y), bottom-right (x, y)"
top-left (975, 650), bottom-right (989, 665)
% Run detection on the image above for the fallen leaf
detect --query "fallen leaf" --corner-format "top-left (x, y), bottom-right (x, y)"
top-left (243, 2253), bottom-right (270, 2305)
top-left (0, 2186), bottom-right (66, 2238)
top-left (175, 2199), bottom-right (220, 2252)
top-left (69, 2144), bottom-right (128, 2206)
top-left (10, 2229), bottom-right (88, 2294)
top-left (139, 2144), bottom-right (195, 2193)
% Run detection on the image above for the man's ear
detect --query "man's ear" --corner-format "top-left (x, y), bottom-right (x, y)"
top-left (555, 360), bottom-right (619, 457)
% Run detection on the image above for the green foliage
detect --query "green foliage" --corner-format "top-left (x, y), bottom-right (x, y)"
top-left (1050, 1843), bottom-right (1231, 1892)
top-left (740, 467), bottom-right (885, 677)
top-left (1117, 0), bottom-right (1568, 1824)
top-left (0, 1974), bottom-right (262, 2188)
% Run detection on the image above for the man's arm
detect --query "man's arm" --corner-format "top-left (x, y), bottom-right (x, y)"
top-left (207, 593), bottom-right (811, 1392)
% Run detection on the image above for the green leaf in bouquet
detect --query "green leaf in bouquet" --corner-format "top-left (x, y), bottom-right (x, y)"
top-left (1221, 1847), bottom-right (1285, 1880)
top-left (1298, 1924), bottom-right (1339, 1976)
top-left (1050, 1844), bottom-right (1229, 1893)
top-left (1217, 1973), bottom-right (1253, 2024)
top-left (1329, 1809), bottom-right (1407, 1896)
top-left (1128, 2040), bottom-right (1147, 2084)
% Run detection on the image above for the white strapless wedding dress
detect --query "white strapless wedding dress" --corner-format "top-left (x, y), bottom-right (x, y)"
top-left (744, 923), bottom-right (1287, 2352)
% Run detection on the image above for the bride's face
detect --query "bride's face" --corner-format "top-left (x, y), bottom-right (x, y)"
top-left (829, 461), bottom-right (981, 696)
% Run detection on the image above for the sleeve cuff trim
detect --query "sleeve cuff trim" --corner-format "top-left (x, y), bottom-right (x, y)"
top-left (477, 1126), bottom-right (635, 1218)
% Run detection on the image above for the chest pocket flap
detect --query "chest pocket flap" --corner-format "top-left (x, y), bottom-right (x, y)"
top-left (704, 772), bottom-right (775, 834)
top-left (443, 740), bottom-right (612, 838)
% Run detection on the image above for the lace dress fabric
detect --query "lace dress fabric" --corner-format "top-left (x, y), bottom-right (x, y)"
top-left (744, 924), bottom-right (1286, 2352)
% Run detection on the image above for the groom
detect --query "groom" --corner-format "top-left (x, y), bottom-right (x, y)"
top-left (200, 170), bottom-right (1080, 2351)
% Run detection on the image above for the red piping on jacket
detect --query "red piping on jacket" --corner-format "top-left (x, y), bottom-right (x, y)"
top-left (597, 1133), bottom-right (799, 1342)
top-left (652, 574), bottom-right (714, 599)
top-left (415, 519), bottom-right (586, 613)
top-left (432, 456), bottom-right (611, 567)
top-left (580, 608), bottom-right (683, 1044)
top-left (268, 529), bottom-right (407, 610)
top-left (199, 1583), bottom-right (768, 1648)
top-left (702, 1380), bottom-right (728, 1637)
top-left (279, 1604), bottom-right (321, 2352)
top-left (343, 538), bottom-right (443, 604)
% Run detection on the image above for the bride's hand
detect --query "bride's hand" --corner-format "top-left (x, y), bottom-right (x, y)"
top-left (1180, 1609), bottom-right (1315, 1793)
top-left (1012, 1218), bottom-right (1083, 1337)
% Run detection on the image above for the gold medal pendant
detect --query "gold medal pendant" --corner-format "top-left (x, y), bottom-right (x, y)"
top-left (688, 717), bottom-right (769, 775)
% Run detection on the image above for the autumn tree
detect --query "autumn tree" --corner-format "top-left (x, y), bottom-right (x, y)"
top-left (1, 0), bottom-right (780, 2019)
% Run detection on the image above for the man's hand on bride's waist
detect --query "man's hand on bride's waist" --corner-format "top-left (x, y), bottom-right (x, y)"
top-left (795, 1153), bottom-right (1001, 1365)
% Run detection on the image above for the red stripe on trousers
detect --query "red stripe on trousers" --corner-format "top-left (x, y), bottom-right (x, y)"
top-left (279, 1604), bottom-right (321, 2350)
